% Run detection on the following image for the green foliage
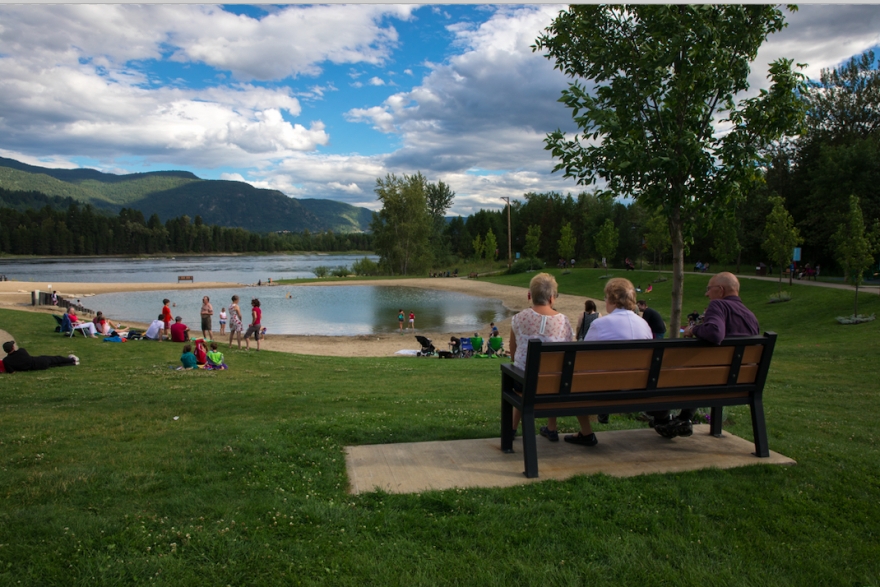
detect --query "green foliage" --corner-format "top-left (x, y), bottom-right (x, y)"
top-left (763, 196), bottom-right (803, 295)
top-left (312, 266), bottom-right (329, 278)
top-left (0, 157), bottom-right (374, 234)
top-left (483, 228), bottom-right (498, 260)
top-left (507, 256), bottom-right (544, 274)
top-left (534, 4), bottom-right (806, 334)
top-left (523, 224), bottom-right (541, 260)
top-left (710, 212), bottom-right (742, 267)
top-left (594, 219), bottom-right (618, 268)
top-left (351, 257), bottom-right (380, 276)
top-left (370, 173), bottom-right (433, 275)
top-left (330, 265), bottom-right (350, 278)
top-left (832, 195), bottom-right (877, 315)
top-left (643, 213), bottom-right (670, 273)
top-left (425, 180), bottom-right (455, 262)
top-left (472, 234), bottom-right (484, 261)
top-left (557, 222), bottom-right (576, 261)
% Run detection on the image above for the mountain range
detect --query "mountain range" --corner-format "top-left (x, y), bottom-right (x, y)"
top-left (0, 156), bottom-right (374, 233)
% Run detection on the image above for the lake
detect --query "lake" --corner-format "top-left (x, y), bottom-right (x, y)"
top-left (0, 253), bottom-right (377, 284)
top-left (1, 254), bottom-right (509, 336)
top-left (88, 286), bottom-right (509, 336)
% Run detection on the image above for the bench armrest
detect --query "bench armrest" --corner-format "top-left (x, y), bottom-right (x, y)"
top-left (500, 363), bottom-right (525, 387)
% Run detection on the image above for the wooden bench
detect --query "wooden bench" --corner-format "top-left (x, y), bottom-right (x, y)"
top-left (178, 275), bottom-right (194, 283)
top-left (501, 333), bottom-right (777, 478)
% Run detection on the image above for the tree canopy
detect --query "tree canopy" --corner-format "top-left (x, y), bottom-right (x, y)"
top-left (534, 4), bottom-right (805, 334)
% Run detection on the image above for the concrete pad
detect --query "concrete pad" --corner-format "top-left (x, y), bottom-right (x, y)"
top-left (345, 424), bottom-right (796, 494)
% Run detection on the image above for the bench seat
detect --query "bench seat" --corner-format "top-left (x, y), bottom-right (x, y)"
top-left (501, 333), bottom-right (777, 478)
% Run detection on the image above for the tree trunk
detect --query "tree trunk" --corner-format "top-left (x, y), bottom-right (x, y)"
top-left (854, 283), bottom-right (859, 316)
top-left (669, 214), bottom-right (684, 339)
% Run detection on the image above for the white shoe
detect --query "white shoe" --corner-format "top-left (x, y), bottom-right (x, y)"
top-left (69, 354), bottom-right (80, 365)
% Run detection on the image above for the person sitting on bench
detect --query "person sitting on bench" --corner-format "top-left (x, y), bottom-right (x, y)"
top-left (651, 271), bottom-right (760, 439)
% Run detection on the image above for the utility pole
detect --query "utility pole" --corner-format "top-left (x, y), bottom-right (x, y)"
top-left (500, 197), bottom-right (512, 270)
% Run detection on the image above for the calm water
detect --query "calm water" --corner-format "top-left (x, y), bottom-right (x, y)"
top-left (88, 286), bottom-right (509, 336)
top-left (0, 254), bottom-right (377, 284)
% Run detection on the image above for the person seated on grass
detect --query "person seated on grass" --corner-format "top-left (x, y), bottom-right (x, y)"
top-left (2, 340), bottom-right (78, 373)
top-left (66, 307), bottom-right (98, 338)
top-left (92, 311), bottom-right (128, 337)
top-left (178, 344), bottom-right (198, 370)
top-left (170, 316), bottom-right (190, 343)
top-left (145, 315), bottom-right (166, 341)
top-left (205, 342), bottom-right (227, 369)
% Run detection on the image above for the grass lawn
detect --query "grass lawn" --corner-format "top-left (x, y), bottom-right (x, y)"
top-left (1, 270), bottom-right (878, 586)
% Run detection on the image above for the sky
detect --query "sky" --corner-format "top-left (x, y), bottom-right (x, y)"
top-left (1, 3), bottom-right (879, 216)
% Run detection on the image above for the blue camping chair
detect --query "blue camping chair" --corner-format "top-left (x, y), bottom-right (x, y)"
top-left (60, 313), bottom-right (85, 338)
top-left (460, 337), bottom-right (475, 358)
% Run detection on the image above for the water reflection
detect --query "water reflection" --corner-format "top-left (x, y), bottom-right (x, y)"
top-left (88, 285), bottom-right (510, 336)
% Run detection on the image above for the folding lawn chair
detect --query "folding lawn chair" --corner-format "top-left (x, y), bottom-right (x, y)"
top-left (460, 337), bottom-right (474, 358)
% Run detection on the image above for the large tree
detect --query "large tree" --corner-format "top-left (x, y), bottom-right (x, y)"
top-left (425, 180), bottom-right (455, 262)
top-left (534, 4), bottom-right (805, 336)
top-left (370, 173), bottom-right (432, 275)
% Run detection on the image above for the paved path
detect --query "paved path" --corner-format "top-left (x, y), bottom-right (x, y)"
top-left (346, 425), bottom-right (796, 494)
top-left (672, 270), bottom-right (880, 293)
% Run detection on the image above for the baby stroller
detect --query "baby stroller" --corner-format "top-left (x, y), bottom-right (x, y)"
top-left (415, 335), bottom-right (436, 357)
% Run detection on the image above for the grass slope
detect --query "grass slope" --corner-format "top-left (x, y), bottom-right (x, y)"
top-left (0, 272), bottom-right (877, 585)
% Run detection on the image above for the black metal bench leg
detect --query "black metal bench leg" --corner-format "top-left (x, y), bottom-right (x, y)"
top-left (501, 398), bottom-right (514, 453)
top-left (521, 411), bottom-right (539, 478)
top-left (710, 406), bottom-right (723, 437)
top-left (750, 398), bottom-right (770, 457)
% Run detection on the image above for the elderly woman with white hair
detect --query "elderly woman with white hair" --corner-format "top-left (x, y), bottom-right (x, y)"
top-left (508, 272), bottom-right (576, 444)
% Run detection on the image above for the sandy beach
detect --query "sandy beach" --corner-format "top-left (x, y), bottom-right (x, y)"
top-left (0, 277), bottom-right (596, 358)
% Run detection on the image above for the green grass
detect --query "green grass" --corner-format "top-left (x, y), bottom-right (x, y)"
top-left (1, 271), bottom-right (878, 585)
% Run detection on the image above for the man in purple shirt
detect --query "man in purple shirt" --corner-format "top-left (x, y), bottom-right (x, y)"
top-left (653, 272), bottom-right (760, 439)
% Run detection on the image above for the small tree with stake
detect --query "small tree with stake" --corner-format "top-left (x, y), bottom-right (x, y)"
top-left (594, 219), bottom-right (618, 278)
top-left (833, 195), bottom-right (879, 320)
top-left (762, 196), bottom-right (802, 300)
top-left (557, 223), bottom-right (576, 269)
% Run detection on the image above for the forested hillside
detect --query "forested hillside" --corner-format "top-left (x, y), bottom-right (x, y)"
top-left (0, 157), bottom-right (373, 233)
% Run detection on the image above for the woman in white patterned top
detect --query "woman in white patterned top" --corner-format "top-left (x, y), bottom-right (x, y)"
top-left (509, 273), bottom-right (577, 444)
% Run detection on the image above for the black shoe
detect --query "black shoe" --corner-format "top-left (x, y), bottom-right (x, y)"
top-left (674, 419), bottom-right (693, 437)
top-left (540, 425), bottom-right (559, 442)
top-left (654, 418), bottom-right (678, 439)
top-left (563, 432), bottom-right (598, 446)
top-left (597, 414), bottom-right (609, 424)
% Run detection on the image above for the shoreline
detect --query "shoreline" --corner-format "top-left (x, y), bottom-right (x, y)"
top-left (0, 278), bottom-right (595, 358)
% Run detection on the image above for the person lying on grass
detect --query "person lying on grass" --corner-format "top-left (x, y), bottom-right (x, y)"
top-left (2, 340), bottom-right (78, 373)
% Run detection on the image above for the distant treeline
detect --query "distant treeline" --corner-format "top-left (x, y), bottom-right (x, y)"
top-left (0, 189), bottom-right (373, 256)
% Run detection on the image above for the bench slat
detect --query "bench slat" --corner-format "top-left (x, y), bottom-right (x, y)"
top-left (657, 365), bottom-right (730, 388)
top-left (661, 346), bottom-right (734, 367)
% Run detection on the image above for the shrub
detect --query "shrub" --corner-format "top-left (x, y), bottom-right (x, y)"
top-left (508, 257), bottom-right (544, 274)
top-left (351, 257), bottom-right (379, 276)
top-left (330, 265), bottom-right (350, 278)
top-left (313, 265), bottom-right (329, 278)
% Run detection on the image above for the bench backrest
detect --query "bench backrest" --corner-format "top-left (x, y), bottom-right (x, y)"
top-left (521, 333), bottom-right (776, 405)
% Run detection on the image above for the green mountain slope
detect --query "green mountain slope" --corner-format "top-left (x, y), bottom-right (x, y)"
top-left (0, 157), bottom-right (373, 233)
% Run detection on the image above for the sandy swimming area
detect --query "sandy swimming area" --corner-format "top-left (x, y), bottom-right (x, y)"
top-left (0, 278), bottom-right (596, 358)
